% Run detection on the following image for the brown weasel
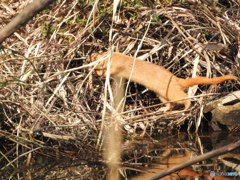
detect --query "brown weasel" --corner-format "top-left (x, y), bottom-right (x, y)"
top-left (89, 52), bottom-right (237, 112)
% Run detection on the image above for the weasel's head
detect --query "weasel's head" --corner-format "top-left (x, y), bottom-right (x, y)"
top-left (87, 52), bottom-right (109, 77)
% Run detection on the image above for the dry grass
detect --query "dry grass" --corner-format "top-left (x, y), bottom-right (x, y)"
top-left (0, 0), bottom-right (239, 178)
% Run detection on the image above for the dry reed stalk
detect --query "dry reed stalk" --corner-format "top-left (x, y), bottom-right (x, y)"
top-left (0, 0), bottom-right (239, 178)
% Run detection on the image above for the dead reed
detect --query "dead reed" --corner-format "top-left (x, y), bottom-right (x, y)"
top-left (0, 0), bottom-right (239, 179)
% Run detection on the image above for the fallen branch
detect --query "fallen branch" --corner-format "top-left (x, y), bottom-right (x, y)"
top-left (0, 0), bottom-right (56, 43)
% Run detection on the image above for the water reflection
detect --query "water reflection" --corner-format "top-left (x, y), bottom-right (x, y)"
top-left (1, 132), bottom-right (239, 179)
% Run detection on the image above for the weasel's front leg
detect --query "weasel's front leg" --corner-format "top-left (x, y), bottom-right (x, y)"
top-left (157, 96), bottom-right (174, 112)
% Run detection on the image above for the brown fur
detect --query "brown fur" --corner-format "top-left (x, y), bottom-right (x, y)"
top-left (89, 52), bottom-right (237, 111)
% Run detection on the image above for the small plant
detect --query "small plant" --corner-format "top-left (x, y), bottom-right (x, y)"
top-left (134, 0), bottom-right (141, 9)
top-left (76, 17), bottom-right (87, 26)
top-left (213, 0), bottom-right (218, 7)
top-left (99, 9), bottom-right (107, 18)
top-left (42, 9), bottom-right (50, 14)
top-left (152, 15), bottom-right (162, 23)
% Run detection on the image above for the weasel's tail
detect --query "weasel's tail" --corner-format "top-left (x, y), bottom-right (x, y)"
top-left (179, 74), bottom-right (237, 88)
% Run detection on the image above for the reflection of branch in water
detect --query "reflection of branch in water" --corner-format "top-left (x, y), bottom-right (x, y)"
top-left (129, 149), bottom-right (191, 180)
top-left (145, 140), bottom-right (240, 180)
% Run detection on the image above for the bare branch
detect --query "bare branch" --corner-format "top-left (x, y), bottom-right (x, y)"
top-left (0, 0), bottom-right (56, 43)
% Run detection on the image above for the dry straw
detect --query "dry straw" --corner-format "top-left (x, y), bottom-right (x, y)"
top-left (0, 0), bottom-right (239, 178)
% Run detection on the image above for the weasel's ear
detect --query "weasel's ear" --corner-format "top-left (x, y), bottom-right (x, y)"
top-left (85, 55), bottom-right (91, 63)
top-left (87, 53), bottom-right (98, 63)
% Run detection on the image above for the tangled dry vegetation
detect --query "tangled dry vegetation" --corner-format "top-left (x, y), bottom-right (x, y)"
top-left (0, 0), bottom-right (240, 177)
